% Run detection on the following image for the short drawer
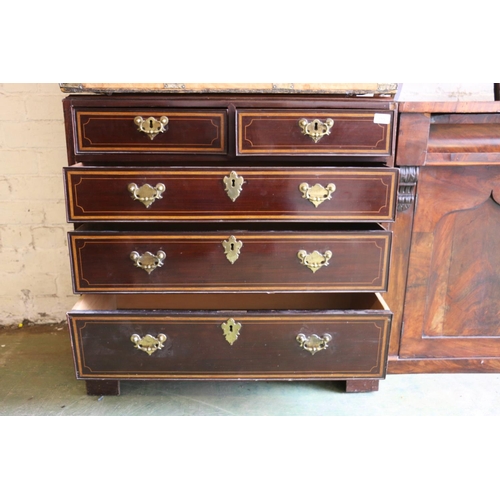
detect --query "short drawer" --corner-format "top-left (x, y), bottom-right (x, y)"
top-left (67, 293), bottom-right (392, 380)
top-left (74, 109), bottom-right (226, 154)
top-left (237, 109), bottom-right (393, 156)
top-left (64, 166), bottom-right (398, 223)
top-left (68, 224), bottom-right (392, 293)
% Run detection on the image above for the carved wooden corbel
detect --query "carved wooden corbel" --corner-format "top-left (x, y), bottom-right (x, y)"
top-left (397, 166), bottom-right (419, 212)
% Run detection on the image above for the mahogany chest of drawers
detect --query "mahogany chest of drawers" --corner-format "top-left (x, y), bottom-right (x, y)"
top-left (61, 91), bottom-right (398, 395)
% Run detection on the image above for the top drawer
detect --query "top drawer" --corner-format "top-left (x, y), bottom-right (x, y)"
top-left (237, 109), bottom-right (393, 156)
top-left (73, 109), bottom-right (227, 155)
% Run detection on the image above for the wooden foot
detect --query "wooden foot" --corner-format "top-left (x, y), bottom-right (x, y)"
top-left (345, 379), bottom-right (379, 393)
top-left (85, 380), bottom-right (120, 396)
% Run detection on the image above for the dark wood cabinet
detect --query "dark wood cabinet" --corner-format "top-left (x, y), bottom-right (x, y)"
top-left (61, 88), bottom-right (500, 392)
top-left (387, 102), bottom-right (500, 373)
top-left (61, 89), bottom-right (398, 395)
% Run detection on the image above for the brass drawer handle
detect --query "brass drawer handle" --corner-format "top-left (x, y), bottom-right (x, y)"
top-left (297, 250), bottom-right (332, 273)
top-left (222, 235), bottom-right (243, 264)
top-left (131, 333), bottom-right (167, 355)
top-left (298, 118), bottom-right (334, 143)
top-left (223, 171), bottom-right (244, 202)
top-left (128, 182), bottom-right (166, 208)
top-left (296, 333), bottom-right (332, 355)
top-left (134, 116), bottom-right (169, 140)
top-left (299, 182), bottom-right (336, 207)
top-left (130, 250), bottom-right (166, 274)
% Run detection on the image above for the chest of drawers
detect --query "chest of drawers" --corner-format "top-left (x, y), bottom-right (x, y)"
top-left (61, 90), bottom-right (398, 395)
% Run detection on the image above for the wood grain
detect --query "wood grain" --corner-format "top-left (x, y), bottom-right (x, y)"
top-left (397, 166), bottom-right (500, 359)
top-left (64, 167), bottom-right (398, 223)
top-left (68, 310), bottom-right (391, 380)
top-left (69, 226), bottom-right (392, 293)
top-left (399, 102), bottom-right (500, 113)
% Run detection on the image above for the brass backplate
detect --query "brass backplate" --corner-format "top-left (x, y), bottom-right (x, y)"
top-left (297, 250), bottom-right (332, 273)
top-left (128, 182), bottom-right (166, 208)
top-left (131, 333), bottom-right (167, 355)
top-left (296, 333), bottom-right (332, 355)
top-left (299, 182), bottom-right (336, 207)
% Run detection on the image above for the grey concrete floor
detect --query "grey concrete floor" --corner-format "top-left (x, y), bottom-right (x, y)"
top-left (1, 323), bottom-right (500, 416)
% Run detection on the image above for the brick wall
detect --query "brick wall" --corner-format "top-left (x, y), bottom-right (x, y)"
top-left (0, 83), bottom-right (495, 326)
top-left (0, 83), bottom-right (74, 325)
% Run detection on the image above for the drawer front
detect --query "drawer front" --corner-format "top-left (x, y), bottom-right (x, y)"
top-left (69, 229), bottom-right (391, 293)
top-left (64, 167), bottom-right (398, 222)
top-left (74, 110), bottom-right (226, 154)
top-left (237, 110), bottom-right (393, 156)
top-left (68, 307), bottom-right (391, 380)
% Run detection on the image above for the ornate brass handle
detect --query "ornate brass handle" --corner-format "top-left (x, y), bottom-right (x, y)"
top-left (130, 250), bottom-right (166, 274)
top-left (299, 182), bottom-right (336, 207)
top-left (297, 250), bottom-right (332, 273)
top-left (131, 333), bottom-right (167, 355)
top-left (134, 116), bottom-right (169, 140)
top-left (296, 333), bottom-right (332, 355)
top-left (298, 118), bottom-right (334, 143)
top-left (128, 182), bottom-right (166, 208)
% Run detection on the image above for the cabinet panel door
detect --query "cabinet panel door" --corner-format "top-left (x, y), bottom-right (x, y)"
top-left (400, 166), bottom-right (500, 358)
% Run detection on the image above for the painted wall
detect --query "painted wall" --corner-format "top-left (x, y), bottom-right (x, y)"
top-left (0, 83), bottom-right (495, 325)
top-left (0, 84), bottom-right (74, 325)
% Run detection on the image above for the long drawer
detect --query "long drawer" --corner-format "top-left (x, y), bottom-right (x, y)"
top-left (68, 224), bottom-right (392, 293)
top-left (73, 109), bottom-right (227, 154)
top-left (64, 166), bottom-right (398, 223)
top-left (67, 293), bottom-right (392, 380)
top-left (237, 109), bottom-right (393, 156)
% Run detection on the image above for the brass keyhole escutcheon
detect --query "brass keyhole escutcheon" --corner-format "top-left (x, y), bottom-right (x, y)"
top-left (223, 171), bottom-right (244, 202)
top-left (222, 235), bottom-right (243, 264)
top-left (221, 318), bottom-right (242, 345)
top-left (134, 116), bottom-right (169, 140)
top-left (298, 118), bottom-right (334, 143)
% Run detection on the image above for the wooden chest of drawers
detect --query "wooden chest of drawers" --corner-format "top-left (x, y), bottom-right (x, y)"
top-left (61, 91), bottom-right (398, 395)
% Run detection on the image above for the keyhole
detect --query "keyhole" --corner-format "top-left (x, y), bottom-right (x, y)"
top-left (230, 243), bottom-right (235, 251)
top-left (149, 119), bottom-right (154, 129)
top-left (314, 121), bottom-right (319, 131)
top-left (231, 179), bottom-right (236, 187)
top-left (229, 325), bottom-right (233, 332)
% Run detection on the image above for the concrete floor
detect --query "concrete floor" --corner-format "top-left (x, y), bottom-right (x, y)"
top-left (1, 323), bottom-right (500, 416)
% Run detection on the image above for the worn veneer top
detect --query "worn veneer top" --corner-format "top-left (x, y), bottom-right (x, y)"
top-left (399, 101), bottom-right (500, 113)
top-left (59, 83), bottom-right (398, 95)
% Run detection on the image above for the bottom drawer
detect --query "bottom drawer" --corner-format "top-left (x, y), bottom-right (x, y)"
top-left (68, 293), bottom-right (392, 381)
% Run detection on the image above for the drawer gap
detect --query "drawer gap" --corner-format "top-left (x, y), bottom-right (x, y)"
top-left (74, 293), bottom-right (389, 313)
top-left (74, 222), bottom-right (386, 233)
